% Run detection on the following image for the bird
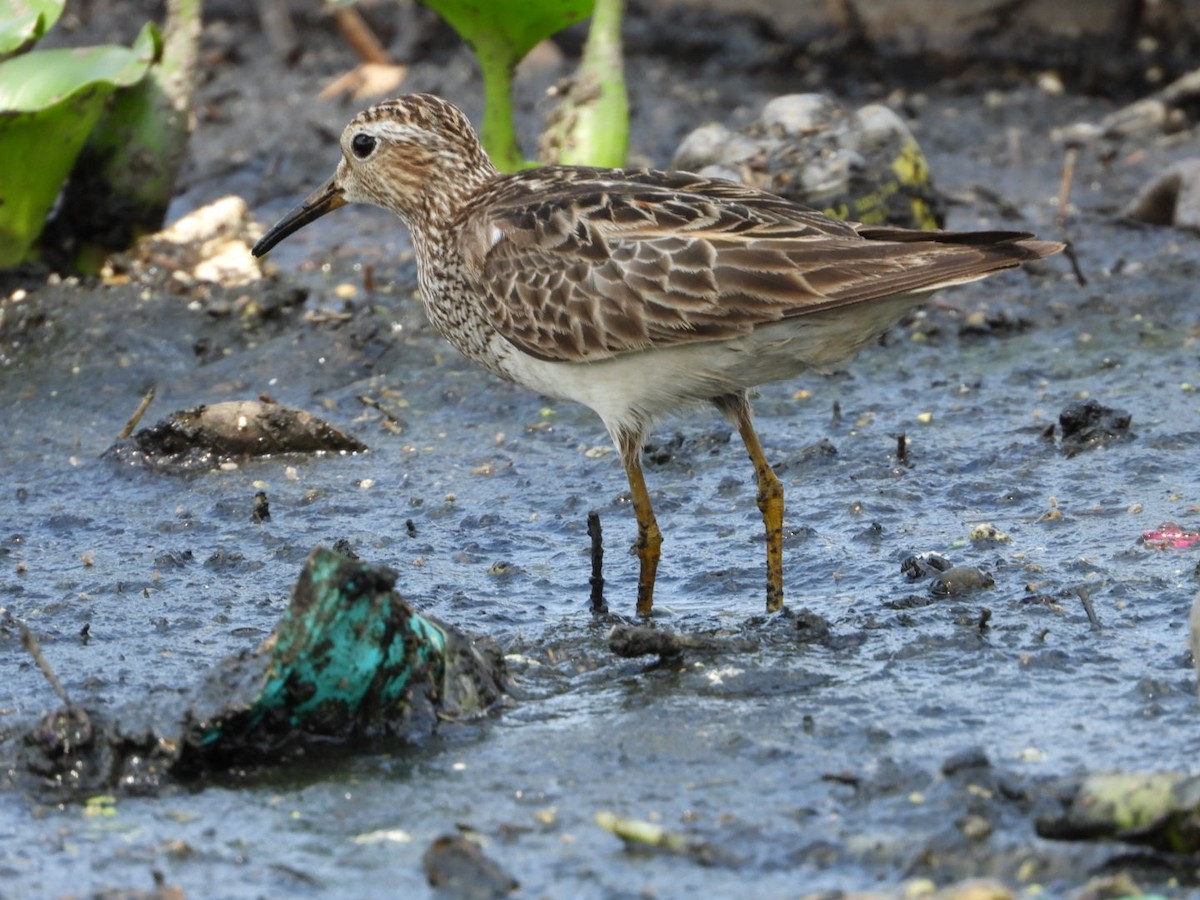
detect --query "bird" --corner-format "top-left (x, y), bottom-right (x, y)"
top-left (252, 93), bottom-right (1062, 617)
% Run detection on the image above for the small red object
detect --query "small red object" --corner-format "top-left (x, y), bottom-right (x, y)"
top-left (1141, 523), bottom-right (1200, 549)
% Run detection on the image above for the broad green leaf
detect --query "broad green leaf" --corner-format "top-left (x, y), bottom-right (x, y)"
top-left (0, 21), bottom-right (159, 110)
top-left (419, 0), bottom-right (592, 62)
top-left (0, 23), bottom-right (158, 268)
top-left (418, 0), bottom-right (594, 171)
top-left (0, 0), bottom-right (65, 57)
top-left (56, 1), bottom-right (199, 267)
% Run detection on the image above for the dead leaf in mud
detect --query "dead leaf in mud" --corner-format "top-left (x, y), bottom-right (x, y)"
top-left (104, 399), bottom-right (369, 473)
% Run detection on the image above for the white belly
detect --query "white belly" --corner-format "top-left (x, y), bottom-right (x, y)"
top-left (489, 290), bottom-right (923, 434)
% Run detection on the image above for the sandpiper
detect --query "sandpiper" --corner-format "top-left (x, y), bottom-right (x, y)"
top-left (252, 94), bottom-right (1062, 616)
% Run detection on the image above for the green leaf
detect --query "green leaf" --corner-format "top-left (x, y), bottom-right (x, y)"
top-left (0, 23), bottom-right (158, 268)
top-left (0, 0), bottom-right (65, 58)
top-left (0, 22), bottom-right (158, 111)
top-left (420, 0), bottom-right (593, 62)
top-left (417, 0), bottom-right (594, 171)
top-left (55, 2), bottom-right (199, 267)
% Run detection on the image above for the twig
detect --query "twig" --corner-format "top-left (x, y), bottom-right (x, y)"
top-left (118, 386), bottom-right (156, 438)
top-left (1062, 241), bottom-right (1088, 287)
top-left (331, 5), bottom-right (392, 65)
top-left (1056, 146), bottom-right (1077, 227)
top-left (4, 609), bottom-right (71, 705)
top-left (587, 511), bottom-right (607, 614)
top-left (1076, 585), bottom-right (1102, 631)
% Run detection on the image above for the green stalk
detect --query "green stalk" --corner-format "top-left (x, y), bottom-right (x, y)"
top-left (474, 33), bottom-right (525, 172)
top-left (542, 0), bottom-right (627, 166)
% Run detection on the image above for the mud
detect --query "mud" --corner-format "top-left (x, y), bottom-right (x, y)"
top-left (2, 2), bottom-right (1199, 898)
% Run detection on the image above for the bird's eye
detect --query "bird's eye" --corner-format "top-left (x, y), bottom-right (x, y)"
top-left (351, 133), bottom-right (376, 159)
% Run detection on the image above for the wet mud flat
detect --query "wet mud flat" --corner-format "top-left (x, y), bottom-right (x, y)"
top-left (3, 3), bottom-right (1200, 898)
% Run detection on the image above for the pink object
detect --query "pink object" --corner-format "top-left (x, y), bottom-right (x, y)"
top-left (1141, 523), bottom-right (1200, 549)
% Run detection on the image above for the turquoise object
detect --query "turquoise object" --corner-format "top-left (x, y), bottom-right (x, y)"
top-left (252, 549), bottom-right (446, 726)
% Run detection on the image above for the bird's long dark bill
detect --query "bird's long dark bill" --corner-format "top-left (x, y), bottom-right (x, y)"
top-left (251, 180), bottom-right (347, 257)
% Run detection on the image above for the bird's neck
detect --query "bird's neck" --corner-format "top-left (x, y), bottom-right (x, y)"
top-left (405, 156), bottom-right (499, 235)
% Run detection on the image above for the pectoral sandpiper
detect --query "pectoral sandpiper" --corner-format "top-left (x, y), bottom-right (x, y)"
top-left (252, 94), bottom-right (1062, 616)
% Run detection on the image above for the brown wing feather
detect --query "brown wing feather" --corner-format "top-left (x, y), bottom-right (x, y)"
top-left (463, 168), bottom-right (1061, 363)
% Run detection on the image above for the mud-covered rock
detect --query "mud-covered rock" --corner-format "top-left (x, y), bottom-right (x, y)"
top-left (672, 93), bottom-right (943, 230)
top-left (104, 399), bottom-right (369, 472)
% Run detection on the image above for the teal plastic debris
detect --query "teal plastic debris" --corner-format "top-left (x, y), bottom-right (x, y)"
top-left (14, 547), bottom-right (506, 792)
top-left (202, 547), bottom-right (450, 743)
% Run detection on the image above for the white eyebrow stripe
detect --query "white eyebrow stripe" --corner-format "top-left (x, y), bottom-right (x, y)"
top-left (369, 121), bottom-right (428, 143)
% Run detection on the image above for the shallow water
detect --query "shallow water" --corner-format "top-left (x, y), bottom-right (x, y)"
top-left (3, 56), bottom-right (1200, 900)
top-left (4, 229), bottom-right (1199, 896)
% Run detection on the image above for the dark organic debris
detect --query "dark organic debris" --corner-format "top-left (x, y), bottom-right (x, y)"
top-left (422, 833), bottom-right (519, 899)
top-left (13, 548), bottom-right (506, 793)
top-left (104, 399), bottom-right (369, 472)
top-left (608, 624), bottom-right (758, 660)
top-left (901, 552), bottom-right (953, 580)
top-left (252, 490), bottom-right (271, 522)
top-left (895, 553), bottom-right (992, 603)
top-left (1047, 399), bottom-right (1134, 455)
top-left (642, 428), bottom-right (731, 467)
top-left (773, 437), bottom-right (838, 472)
top-left (789, 607), bottom-right (833, 644)
top-left (941, 747), bottom-right (992, 777)
top-left (929, 566), bottom-right (996, 597)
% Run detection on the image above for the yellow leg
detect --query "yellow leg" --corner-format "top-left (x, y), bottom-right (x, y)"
top-left (615, 429), bottom-right (662, 616)
top-left (717, 394), bottom-right (785, 613)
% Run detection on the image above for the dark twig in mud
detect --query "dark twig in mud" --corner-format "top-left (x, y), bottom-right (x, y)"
top-left (587, 511), bottom-right (607, 614)
top-left (1054, 148), bottom-right (1089, 287)
top-left (1061, 241), bottom-right (1087, 287)
top-left (357, 394), bottom-right (405, 433)
top-left (4, 610), bottom-right (70, 705)
top-left (1076, 585), bottom-right (1102, 631)
top-left (118, 386), bottom-right (156, 439)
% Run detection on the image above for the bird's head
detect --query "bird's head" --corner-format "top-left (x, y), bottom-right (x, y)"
top-left (252, 94), bottom-right (495, 257)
